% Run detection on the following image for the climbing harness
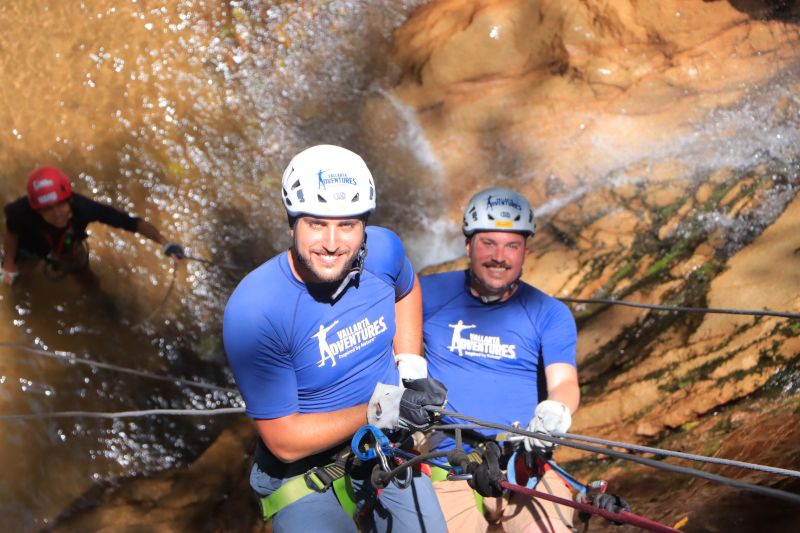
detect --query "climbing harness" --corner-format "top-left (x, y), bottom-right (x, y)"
top-left (42, 238), bottom-right (89, 281)
top-left (257, 446), bottom-right (359, 521)
top-left (257, 425), bottom-right (419, 522)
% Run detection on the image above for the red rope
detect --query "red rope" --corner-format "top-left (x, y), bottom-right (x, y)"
top-left (499, 480), bottom-right (680, 533)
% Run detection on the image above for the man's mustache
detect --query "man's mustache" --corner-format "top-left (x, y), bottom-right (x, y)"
top-left (482, 260), bottom-right (511, 269)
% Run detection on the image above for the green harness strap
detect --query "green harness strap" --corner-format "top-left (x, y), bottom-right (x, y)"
top-left (259, 463), bottom-right (357, 521)
top-left (429, 464), bottom-right (485, 516)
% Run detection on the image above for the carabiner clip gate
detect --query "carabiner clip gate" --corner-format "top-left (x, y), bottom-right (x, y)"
top-left (351, 425), bottom-right (412, 489)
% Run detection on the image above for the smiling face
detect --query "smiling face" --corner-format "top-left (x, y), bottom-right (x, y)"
top-left (289, 216), bottom-right (365, 284)
top-left (466, 230), bottom-right (529, 301)
top-left (36, 200), bottom-right (72, 229)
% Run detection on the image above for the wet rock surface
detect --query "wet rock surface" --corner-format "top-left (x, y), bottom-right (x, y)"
top-left (49, 417), bottom-right (266, 533)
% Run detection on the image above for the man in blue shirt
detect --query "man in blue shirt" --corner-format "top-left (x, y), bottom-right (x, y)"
top-left (223, 145), bottom-right (447, 533)
top-left (422, 187), bottom-right (580, 532)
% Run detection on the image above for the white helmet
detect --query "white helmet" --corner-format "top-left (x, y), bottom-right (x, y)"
top-left (281, 144), bottom-right (376, 219)
top-left (463, 187), bottom-right (535, 237)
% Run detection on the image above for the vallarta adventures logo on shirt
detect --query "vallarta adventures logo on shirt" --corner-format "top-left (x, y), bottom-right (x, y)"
top-left (447, 320), bottom-right (517, 360)
top-left (313, 316), bottom-right (388, 367)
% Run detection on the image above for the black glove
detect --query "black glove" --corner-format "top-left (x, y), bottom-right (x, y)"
top-left (465, 441), bottom-right (504, 497)
top-left (593, 493), bottom-right (631, 525)
top-left (400, 377), bottom-right (447, 429)
top-left (368, 378), bottom-right (447, 431)
top-left (164, 242), bottom-right (185, 259)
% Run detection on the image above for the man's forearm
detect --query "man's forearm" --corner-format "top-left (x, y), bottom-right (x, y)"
top-left (546, 383), bottom-right (580, 413)
top-left (544, 362), bottom-right (580, 413)
top-left (393, 275), bottom-right (423, 355)
top-left (135, 219), bottom-right (167, 246)
top-left (255, 403), bottom-right (368, 463)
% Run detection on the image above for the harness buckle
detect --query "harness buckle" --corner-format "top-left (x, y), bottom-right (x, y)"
top-left (303, 465), bottom-right (343, 493)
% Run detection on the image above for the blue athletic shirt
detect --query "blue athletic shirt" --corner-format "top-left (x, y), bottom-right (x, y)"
top-left (223, 226), bottom-right (414, 420)
top-left (421, 270), bottom-right (577, 451)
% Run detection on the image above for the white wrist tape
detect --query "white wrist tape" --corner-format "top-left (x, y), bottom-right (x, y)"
top-left (394, 353), bottom-right (427, 382)
top-left (367, 382), bottom-right (403, 429)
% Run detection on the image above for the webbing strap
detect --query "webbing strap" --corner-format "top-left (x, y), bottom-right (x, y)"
top-left (332, 475), bottom-right (357, 518)
top-left (429, 465), bottom-right (485, 516)
top-left (429, 465), bottom-right (449, 482)
top-left (259, 463), bottom-right (350, 521)
top-left (259, 476), bottom-right (311, 521)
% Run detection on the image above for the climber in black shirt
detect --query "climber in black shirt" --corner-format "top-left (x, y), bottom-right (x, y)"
top-left (2, 167), bottom-right (184, 286)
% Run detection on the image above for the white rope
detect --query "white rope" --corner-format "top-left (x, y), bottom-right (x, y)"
top-left (553, 431), bottom-right (800, 479)
top-left (0, 406), bottom-right (246, 421)
top-left (0, 342), bottom-right (238, 393)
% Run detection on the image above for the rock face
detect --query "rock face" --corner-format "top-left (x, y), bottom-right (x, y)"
top-left (50, 0), bottom-right (800, 529)
top-left (49, 418), bottom-right (266, 533)
top-left (383, 0), bottom-right (799, 206)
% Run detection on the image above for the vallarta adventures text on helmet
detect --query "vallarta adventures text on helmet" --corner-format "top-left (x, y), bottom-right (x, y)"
top-left (281, 144), bottom-right (376, 223)
top-left (462, 187), bottom-right (535, 238)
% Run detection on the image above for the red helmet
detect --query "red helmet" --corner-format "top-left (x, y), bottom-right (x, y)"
top-left (27, 167), bottom-right (72, 209)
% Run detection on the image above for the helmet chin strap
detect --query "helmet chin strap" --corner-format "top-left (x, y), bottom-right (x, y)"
top-left (330, 238), bottom-right (368, 301)
top-left (469, 270), bottom-right (520, 304)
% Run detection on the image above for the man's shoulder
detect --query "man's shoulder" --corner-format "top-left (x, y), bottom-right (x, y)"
top-left (69, 193), bottom-right (112, 212)
top-left (5, 196), bottom-right (35, 215)
top-left (363, 225), bottom-right (407, 278)
top-left (420, 269), bottom-right (464, 289)
top-left (365, 225), bottom-right (403, 255)
top-left (421, 270), bottom-right (466, 308)
top-left (4, 196), bottom-right (31, 218)
top-left (515, 282), bottom-right (573, 316)
top-left (4, 196), bottom-right (37, 233)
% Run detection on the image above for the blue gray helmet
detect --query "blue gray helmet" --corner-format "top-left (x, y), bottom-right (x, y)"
top-left (462, 187), bottom-right (535, 237)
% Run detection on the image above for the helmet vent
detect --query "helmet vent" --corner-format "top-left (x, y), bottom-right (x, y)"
top-left (291, 178), bottom-right (301, 190)
top-left (487, 213), bottom-right (495, 220)
top-left (369, 187), bottom-right (374, 200)
top-left (317, 194), bottom-right (327, 203)
top-left (351, 193), bottom-right (360, 203)
top-left (514, 214), bottom-right (521, 221)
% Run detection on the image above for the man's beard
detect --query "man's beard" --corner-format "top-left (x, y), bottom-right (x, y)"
top-left (293, 244), bottom-right (359, 284)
